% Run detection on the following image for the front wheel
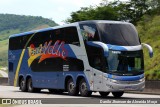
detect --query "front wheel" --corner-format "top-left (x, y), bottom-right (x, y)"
top-left (79, 79), bottom-right (92, 97)
top-left (112, 91), bottom-right (124, 98)
top-left (99, 92), bottom-right (110, 97)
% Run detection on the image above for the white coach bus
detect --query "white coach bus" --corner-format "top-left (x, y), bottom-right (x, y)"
top-left (8, 20), bottom-right (153, 98)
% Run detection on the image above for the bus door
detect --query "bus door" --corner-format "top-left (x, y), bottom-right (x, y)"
top-left (81, 56), bottom-right (94, 90)
top-left (92, 55), bottom-right (103, 91)
top-left (85, 47), bottom-right (104, 91)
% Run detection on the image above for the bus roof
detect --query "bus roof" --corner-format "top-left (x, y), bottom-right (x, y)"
top-left (78, 20), bottom-right (130, 24)
top-left (9, 20), bottom-right (131, 38)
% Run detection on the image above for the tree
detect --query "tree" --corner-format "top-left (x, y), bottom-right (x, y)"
top-left (65, 0), bottom-right (158, 25)
top-left (147, 0), bottom-right (160, 15)
top-left (126, 0), bottom-right (149, 24)
top-left (65, 1), bottom-right (125, 23)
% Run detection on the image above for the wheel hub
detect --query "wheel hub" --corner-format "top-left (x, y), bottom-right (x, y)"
top-left (81, 83), bottom-right (87, 92)
top-left (69, 82), bottom-right (75, 92)
top-left (29, 81), bottom-right (32, 90)
top-left (21, 81), bottom-right (24, 87)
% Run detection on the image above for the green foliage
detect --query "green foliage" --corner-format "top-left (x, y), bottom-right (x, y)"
top-left (66, 1), bottom-right (123, 23)
top-left (126, 0), bottom-right (149, 24)
top-left (147, 0), bottom-right (160, 15)
top-left (137, 15), bottom-right (160, 80)
top-left (0, 14), bottom-right (57, 32)
top-left (0, 14), bottom-right (58, 67)
top-left (0, 14), bottom-right (58, 42)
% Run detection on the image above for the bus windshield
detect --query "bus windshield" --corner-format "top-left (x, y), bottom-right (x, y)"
top-left (106, 50), bottom-right (144, 76)
top-left (98, 23), bottom-right (141, 46)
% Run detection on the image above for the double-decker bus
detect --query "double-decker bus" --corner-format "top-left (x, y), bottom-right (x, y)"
top-left (8, 20), bottom-right (153, 98)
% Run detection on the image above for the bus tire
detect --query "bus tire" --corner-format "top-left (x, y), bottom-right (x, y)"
top-left (99, 92), bottom-right (110, 97)
top-left (67, 78), bottom-right (78, 96)
top-left (79, 79), bottom-right (92, 97)
top-left (27, 78), bottom-right (36, 92)
top-left (19, 77), bottom-right (27, 92)
top-left (112, 91), bottom-right (124, 98)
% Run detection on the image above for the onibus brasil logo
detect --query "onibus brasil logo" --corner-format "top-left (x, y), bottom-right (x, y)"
top-left (28, 40), bottom-right (68, 66)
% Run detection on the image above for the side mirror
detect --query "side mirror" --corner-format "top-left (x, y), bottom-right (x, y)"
top-left (86, 41), bottom-right (108, 57)
top-left (141, 43), bottom-right (153, 58)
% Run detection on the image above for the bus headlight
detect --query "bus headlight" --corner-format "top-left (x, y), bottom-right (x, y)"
top-left (138, 78), bottom-right (145, 82)
top-left (110, 79), bottom-right (118, 83)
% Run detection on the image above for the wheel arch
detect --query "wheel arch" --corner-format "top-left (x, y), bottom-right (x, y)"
top-left (76, 76), bottom-right (85, 88)
top-left (77, 75), bottom-right (90, 90)
top-left (26, 75), bottom-right (32, 83)
top-left (64, 75), bottom-right (74, 91)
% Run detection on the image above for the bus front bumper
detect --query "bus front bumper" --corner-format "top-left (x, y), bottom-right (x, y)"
top-left (102, 78), bottom-right (145, 92)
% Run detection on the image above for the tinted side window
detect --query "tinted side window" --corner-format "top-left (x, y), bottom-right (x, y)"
top-left (9, 27), bottom-right (80, 50)
top-left (28, 30), bottom-right (53, 48)
top-left (80, 24), bottom-right (100, 41)
top-left (85, 44), bottom-right (107, 72)
top-left (64, 27), bottom-right (80, 46)
top-left (30, 58), bottom-right (84, 72)
top-left (63, 58), bottom-right (84, 71)
top-left (9, 35), bottom-right (31, 50)
top-left (51, 28), bottom-right (64, 42)
top-left (30, 58), bottom-right (63, 72)
top-left (9, 62), bottom-right (13, 72)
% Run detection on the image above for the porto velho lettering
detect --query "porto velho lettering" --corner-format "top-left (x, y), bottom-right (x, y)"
top-left (28, 40), bottom-right (67, 66)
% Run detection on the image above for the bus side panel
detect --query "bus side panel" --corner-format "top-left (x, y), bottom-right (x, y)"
top-left (18, 50), bottom-right (58, 89)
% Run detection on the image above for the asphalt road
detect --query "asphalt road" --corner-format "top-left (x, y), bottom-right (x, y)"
top-left (0, 86), bottom-right (160, 107)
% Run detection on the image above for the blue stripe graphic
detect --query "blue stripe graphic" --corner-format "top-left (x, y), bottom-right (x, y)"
top-left (107, 74), bottom-right (144, 81)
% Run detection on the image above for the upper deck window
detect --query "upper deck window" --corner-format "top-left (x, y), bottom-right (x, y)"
top-left (9, 26), bottom-right (80, 50)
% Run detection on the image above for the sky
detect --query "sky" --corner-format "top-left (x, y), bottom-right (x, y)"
top-left (0, 0), bottom-right (128, 25)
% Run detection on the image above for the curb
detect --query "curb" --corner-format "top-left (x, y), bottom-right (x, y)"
top-left (0, 77), bottom-right (8, 85)
top-left (127, 89), bottom-right (160, 95)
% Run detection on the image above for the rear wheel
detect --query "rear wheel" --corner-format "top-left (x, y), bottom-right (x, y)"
top-left (99, 92), bottom-right (110, 97)
top-left (67, 78), bottom-right (78, 96)
top-left (27, 78), bottom-right (40, 93)
top-left (27, 78), bottom-right (34, 92)
top-left (19, 77), bottom-right (27, 92)
top-left (79, 79), bottom-right (92, 97)
top-left (112, 91), bottom-right (124, 98)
